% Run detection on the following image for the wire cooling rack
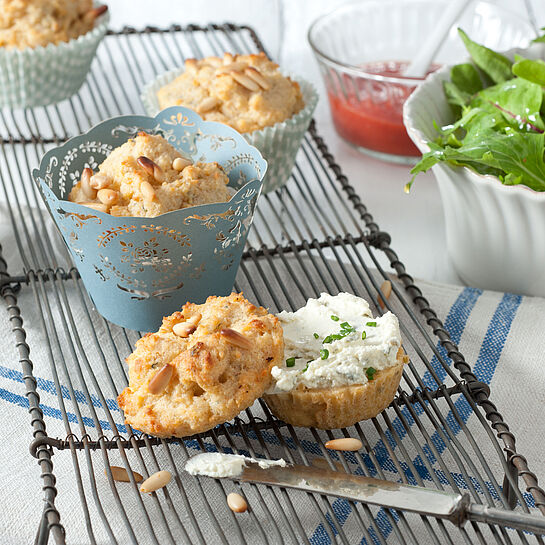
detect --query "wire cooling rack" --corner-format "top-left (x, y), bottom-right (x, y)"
top-left (1, 23), bottom-right (544, 545)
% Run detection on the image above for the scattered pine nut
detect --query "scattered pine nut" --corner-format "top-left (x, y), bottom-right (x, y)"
top-left (148, 364), bottom-right (174, 395)
top-left (172, 322), bottom-right (196, 338)
top-left (216, 61), bottom-right (247, 74)
top-left (172, 157), bottom-right (192, 171)
top-left (140, 470), bottom-right (172, 494)
top-left (324, 438), bottom-right (363, 452)
top-left (220, 328), bottom-right (251, 350)
top-left (97, 188), bottom-right (119, 206)
top-left (80, 167), bottom-right (96, 199)
top-left (223, 52), bottom-right (235, 65)
top-left (230, 71), bottom-right (260, 92)
top-left (227, 492), bottom-right (248, 513)
top-left (378, 280), bottom-right (392, 309)
top-left (107, 466), bottom-right (143, 483)
top-left (85, 4), bottom-right (108, 23)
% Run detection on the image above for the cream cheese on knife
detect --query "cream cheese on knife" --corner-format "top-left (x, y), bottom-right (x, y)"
top-left (268, 292), bottom-right (402, 393)
top-left (185, 452), bottom-right (287, 478)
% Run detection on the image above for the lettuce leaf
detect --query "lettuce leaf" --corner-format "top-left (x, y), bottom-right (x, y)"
top-left (409, 29), bottom-right (545, 192)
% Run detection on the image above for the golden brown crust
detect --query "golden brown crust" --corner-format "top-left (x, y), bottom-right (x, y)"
top-left (263, 360), bottom-right (406, 429)
top-left (156, 52), bottom-right (304, 133)
top-left (117, 293), bottom-right (284, 438)
top-left (0, 0), bottom-right (100, 50)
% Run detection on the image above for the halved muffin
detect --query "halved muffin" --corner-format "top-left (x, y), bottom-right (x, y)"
top-left (263, 292), bottom-right (408, 429)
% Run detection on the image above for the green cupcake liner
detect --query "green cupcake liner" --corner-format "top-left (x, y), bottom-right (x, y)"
top-left (141, 69), bottom-right (318, 193)
top-left (0, 7), bottom-right (109, 108)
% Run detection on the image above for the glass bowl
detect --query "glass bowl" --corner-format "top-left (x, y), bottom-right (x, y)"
top-left (308, 0), bottom-right (535, 165)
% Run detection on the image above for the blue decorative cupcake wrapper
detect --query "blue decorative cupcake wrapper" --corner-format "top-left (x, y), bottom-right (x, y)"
top-left (141, 71), bottom-right (318, 193)
top-left (33, 107), bottom-right (267, 331)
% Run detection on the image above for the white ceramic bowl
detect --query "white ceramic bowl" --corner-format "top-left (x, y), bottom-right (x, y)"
top-left (404, 44), bottom-right (545, 297)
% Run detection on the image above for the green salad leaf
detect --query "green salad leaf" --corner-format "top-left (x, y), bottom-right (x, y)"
top-left (409, 29), bottom-right (545, 192)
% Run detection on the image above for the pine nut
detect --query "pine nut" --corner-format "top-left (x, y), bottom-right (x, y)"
top-left (137, 155), bottom-right (164, 182)
top-left (81, 202), bottom-right (109, 213)
top-left (172, 323), bottom-right (196, 338)
top-left (223, 52), bottom-right (235, 65)
top-left (197, 96), bottom-right (222, 114)
top-left (172, 157), bottom-right (192, 171)
top-left (185, 58), bottom-right (198, 71)
top-left (90, 173), bottom-right (111, 190)
top-left (244, 67), bottom-right (270, 90)
top-left (227, 492), bottom-right (247, 513)
top-left (220, 328), bottom-right (251, 350)
top-left (107, 466), bottom-right (143, 483)
top-left (85, 4), bottom-right (107, 23)
top-left (206, 56), bottom-right (222, 67)
top-left (324, 438), bottom-right (363, 452)
top-left (141, 181), bottom-right (156, 203)
top-left (216, 62), bottom-right (247, 74)
top-left (81, 167), bottom-right (96, 199)
top-left (140, 470), bottom-right (172, 494)
top-left (148, 364), bottom-right (174, 395)
top-left (230, 71), bottom-right (260, 92)
top-left (378, 280), bottom-right (392, 309)
top-left (188, 313), bottom-right (202, 326)
top-left (89, 5), bottom-right (108, 19)
top-left (97, 188), bottom-right (119, 206)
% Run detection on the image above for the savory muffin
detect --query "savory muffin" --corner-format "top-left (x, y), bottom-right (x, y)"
top-left (0, 0), bottom-right (106, 49)
top-left (156, 52), bottom-right (305, 134)
top-left (117, 293), bottom-right (284, 438)
top-left (68, 131), bottom-right (232, 217)
top-left (263, 292), bottom-right (408, 429)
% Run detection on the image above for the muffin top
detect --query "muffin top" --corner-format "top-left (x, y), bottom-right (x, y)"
top-left (0, 0), bottom-right (106, 50)
top-left (117, 292), bottom-right (284, 438)
top-left (156, 52), bottom-right (305, 134)
top-left (68, 132), bottom-right (232, 218)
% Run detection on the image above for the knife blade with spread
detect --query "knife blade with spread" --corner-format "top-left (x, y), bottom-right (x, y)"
top-left (185, 453), bottom-right (545, 534)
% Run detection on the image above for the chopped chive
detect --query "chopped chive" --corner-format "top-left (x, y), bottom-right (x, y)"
top-left (340, 321), bottom-right (351, 329)
top-left (330, 315), bottom-right (339, 321)
top-left (320, 348), bottom-right (329, 360)
top-left (366, 367), bottom-right (377, 380)
top-left (361, 330), bottom-right (367, 340)
top-left (366, 321), bottom-right (377, 327)
top-left (313, 332), bottom-right (319, 339)
top-left (302, 362), bottom-right (311, 372)
top-left (286, 357), bottom-right (296, 367)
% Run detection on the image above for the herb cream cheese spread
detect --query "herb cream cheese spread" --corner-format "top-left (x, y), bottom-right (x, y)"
top-left (185, 452), bottom-right (287, 478)
top-left (267, 292), bottom-right (402, 393)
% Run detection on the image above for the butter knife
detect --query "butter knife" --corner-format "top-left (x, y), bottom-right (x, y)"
top-left (236, 462), bottom-right (545, 533)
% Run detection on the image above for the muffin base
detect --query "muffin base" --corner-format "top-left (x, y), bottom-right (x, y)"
top-left (263, 360), bottom-right (405, 429)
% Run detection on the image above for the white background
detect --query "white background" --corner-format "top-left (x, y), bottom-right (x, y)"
top-left (108, 0), bottom-right (545, 285)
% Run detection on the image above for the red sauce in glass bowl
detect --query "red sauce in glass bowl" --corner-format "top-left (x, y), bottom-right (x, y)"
top-left (327, 61), bottom-right (439, 158)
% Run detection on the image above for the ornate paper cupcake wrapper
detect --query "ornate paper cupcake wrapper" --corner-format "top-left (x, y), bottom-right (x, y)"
top-left (141, 71), bottom-right (318, 193)
top-left (0, 7), bottom-right (109, 108)
top-left (33, 107), bottom-right (267, 331)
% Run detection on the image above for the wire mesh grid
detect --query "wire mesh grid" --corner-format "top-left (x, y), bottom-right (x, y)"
top-left (0, 23), bottom-right (544, 545)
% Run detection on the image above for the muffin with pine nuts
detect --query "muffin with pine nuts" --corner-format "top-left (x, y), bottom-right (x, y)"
top-left (0, 0), bottom-right (106, 49)
top-left (33, 106), bottom-right (267, 331)
top-left (156, 53), bottom-right (304, 134)
top-left (142, 52), bottom-right (318, 193)
top-left (117, 292), bottom-right (284, 438)
top-left (67, 131), bottom-right (232, 217)
top-left (0, 1), bottom-right (109, 107)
